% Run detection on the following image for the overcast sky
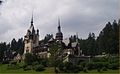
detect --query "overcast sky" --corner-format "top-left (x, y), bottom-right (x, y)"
top-left (0, 0), bottom-right (119, 42)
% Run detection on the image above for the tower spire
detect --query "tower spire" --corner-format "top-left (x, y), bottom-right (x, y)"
top-left (31, 12), bottom-right (33, 26)
top-left (58, 18), bottom-right (61, 32)
top-left (29, 11), bottom-right (35, 33)
top-left (58, 17), bottom-right (60, 27)
top-left (56, 17), bottom-right (63, 42)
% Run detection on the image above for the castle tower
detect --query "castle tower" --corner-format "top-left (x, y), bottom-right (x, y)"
top-left (24, 15), bottom-right (39, 54)
top-left (55, 18), bottom-right (63, 42)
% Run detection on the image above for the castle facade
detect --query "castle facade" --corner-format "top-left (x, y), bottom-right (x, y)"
top-left (23, 15), bottom-right (84, 63)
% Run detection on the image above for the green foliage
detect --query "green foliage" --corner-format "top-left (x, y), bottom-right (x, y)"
top-left (87, 33), bottom-right (97, 56)
top-left (108, 63), bottom-right (119, 70)
top-left (108, 56), bottom-right (119, 64)
top-left (48, 41), bottom-right (62, 73)
top-left (32, 61), bottom-right (39, 66)
top-left (78, 65), bottom-right (83, 71)
top-left (34, 64), bottom-right (45, 71)
top-left (95, 62), bottom-right (104, 69)
top-left (23, 65), bottom-right (32, 71)
top-left (80, 61), bottom-right (87, 68)
top-left (97, 21), bottom-right (119, 54)
top-left (83, 67), bottom-right (88, 73)
top-left (2, 60), bottom-right (9, 64)
top-left (10, 38), bottom-right (24, 54)
top-left (80, 33), bottom-right (98, 56)
top-left (92, 57), bottom-right (108, 62)
top-left (79, 20), bottom-right (119, 55)
top-left (7, 61), bottom-right (20, 70)
top-left (24, 53), bottom-right (37, 65)
top-left (17, 38), bottom-right (24, 55)
top-left (102, 67), bottom-right (107, 71)
top-left (81, 57), bottom-right (119, 72)
top-left (58, 62), bottom-right (79, 73)
top-left (10, 38), bottom-right (17, 51)
top-left (7, 64), bottom-right (20, 70)
top-left (17, 54), bottom-right (48, 72)
top-left (11, 60), bottom-right (17, 64)
top-left (0, 42), bottom-right (8, 62)
top-left (86, 61), bottom-right (107, 70)
top-left (86, 62), bottom-right (95, 70)
top-left (57, 62), bottom-right (64, 71)
top-left (97, 67), bottom-right (101, 72)
top-left (22, 54), bottom-right (47, 71)
top-left (40, 59), bottom-right (48, 67)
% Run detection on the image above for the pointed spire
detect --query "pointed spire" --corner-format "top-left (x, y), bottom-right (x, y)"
top-left (31, 12), bottom-right (33, 26)
top-left (58, 17), bottom-right (60, 27)
top-left (56, 17), bottom-right (63, 41)
top-left (29, 11), bottom-right (35, 33)
top-left (58, 17), bottom-right (61, 32)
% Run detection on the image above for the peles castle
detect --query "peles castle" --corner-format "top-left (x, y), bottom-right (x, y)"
top-left (23, 15), bottom-right (87, 64)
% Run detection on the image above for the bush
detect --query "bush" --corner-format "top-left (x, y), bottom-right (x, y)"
top-left (73, 65), bottom-right (79, 73)
top-left (97, 68), bottom-right (101, 72)
top-left (23, 64), bottom-right (27, 69)
top-left (24, 53), bottom-right (37, 65)
top-left (65, 62), bottom-right (79, 73)
top-left (34, 64), bottom-right (45, 71)
top-left (102, 62), bottom-right (109, 68)
top-left (83, 67), bottom-right (88, 73)
top-left (78, 65), bottom-right (83, 71)
top-left (2, 60), bottom-right (9, 64)
top-left (86, 62), bottom-right (94, 70)
top-left (95, 62), bottom-right (103, 69)
top-left (17, 62), bottom-right (25, 68)
top-left (55, 69), bottom-right (59, 73)
top-left (58, 62), bottom-right (79, 73)
top-left (108, 63), bottom-right (119, 70)
top-left (10, 61), bottom-right (17, 65)
top-left (23, 65), bottom-right (31, 71)
top-left (7, 64), bottom-right (20, 70)
top-left (81, 62), bottom-right (87, 68)
top-left (32, 61), bottom-right (39, 66)
top-left (102, 67), bottom-right (107, 71)
top-left (41, 59), bottom-right (48, 67)
top-left (108, 57), bottom-right (119, 64)
top-left (58, 62), bottom-right (64, 71)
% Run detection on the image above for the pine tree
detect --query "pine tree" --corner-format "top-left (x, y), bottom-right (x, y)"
top-left (97, 20), bottom-right (119, 54)
top-left (0, 42), bottom-right (7, 62)
top-left (17, 38), bottom-right (24, 55)
top-left (86, 33), bottom-right (97, 56)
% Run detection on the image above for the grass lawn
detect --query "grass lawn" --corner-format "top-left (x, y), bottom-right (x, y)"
top-left (79, 70), bottom-right (119, 74)
top-left (0, 64), bottom-right (119, 74)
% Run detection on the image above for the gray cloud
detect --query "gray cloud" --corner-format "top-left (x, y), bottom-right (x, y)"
top-left (0, 0), bottom-right (119, 42)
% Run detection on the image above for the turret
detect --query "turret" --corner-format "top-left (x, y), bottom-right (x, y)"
top-left (37, 29), bottom-right (39, 35)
